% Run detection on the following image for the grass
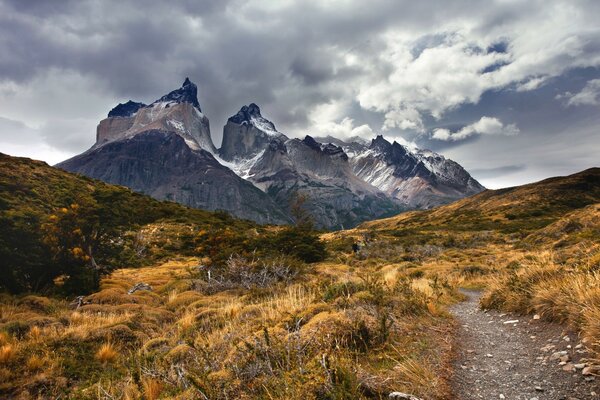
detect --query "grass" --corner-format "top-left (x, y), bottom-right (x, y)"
top-left (0, 164), bottom-right (598, 398)
top-left (0, 252), bottom-right (459, 399)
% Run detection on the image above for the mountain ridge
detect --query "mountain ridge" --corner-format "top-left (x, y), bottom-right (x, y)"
top-left (57, 78), bottom-right (485, 228)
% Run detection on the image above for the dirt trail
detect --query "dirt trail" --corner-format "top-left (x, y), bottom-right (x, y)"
top-left (450, 290), bottom-right (599, 400)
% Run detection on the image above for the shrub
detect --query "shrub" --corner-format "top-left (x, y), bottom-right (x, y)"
top-left (95, 342), bottom-right (118, 364)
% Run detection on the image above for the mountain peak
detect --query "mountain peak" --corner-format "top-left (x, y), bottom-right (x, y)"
top-left (227, 103), bottom-right (279, 134)
top-left (152, 78), bottom-right (201, 111)
top-left (370, 135), bottom-right (392, 151)
top-left (107, 100), bottom-right (146, 118)
top-left (302, 135), bottom-right (322, 151)
top-left (228, 103), bottom-right (263, 123)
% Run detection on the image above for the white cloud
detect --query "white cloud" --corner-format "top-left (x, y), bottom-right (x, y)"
top-left (354, 2), bottom-right (600, 131)
top-left (432, 116), bottom-right (520, 141)
top-left (311, 117), bottom-right (376, 141)
top-left (561, 79), bottom-right (600, 106)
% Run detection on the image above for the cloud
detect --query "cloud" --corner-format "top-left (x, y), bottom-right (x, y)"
top-left (0, 0), bottom-right (598, 188)
top-left (432, 116), bottom-right (520, 141)
top-left (560, 79), bottom-right (600, 106)
top-left (310, 117), bottom-right (376, 141)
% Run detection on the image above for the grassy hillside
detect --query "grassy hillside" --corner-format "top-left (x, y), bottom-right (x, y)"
top-left (0, 157), bottom-right (598, 399)
top-left (362, 167), bottom-right (600, 235)
top-left (0, 153), bottom-right (257, 293)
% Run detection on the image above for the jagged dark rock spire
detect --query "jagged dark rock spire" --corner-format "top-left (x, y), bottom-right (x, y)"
top-left (108, 100), bottom-right (146, 118)
top-left (153, 77), bottom-right (202, 111)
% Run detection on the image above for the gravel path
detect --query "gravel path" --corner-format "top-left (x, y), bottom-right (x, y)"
top-left (450, 290), bottom-right (600, 400)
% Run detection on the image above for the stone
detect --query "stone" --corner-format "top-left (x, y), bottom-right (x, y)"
top-left (582, 366), bottom-right (599, 376)
top-left (389, 392), bottom-right (422, 400)
top-left (533, 314), bottom-right (541, 320)
top-left (563, 363), bottom-right (575, 372)
top-left (559, 354), bottom-right (571, 363)
top-left (550, 351), bottom-right (568, 360)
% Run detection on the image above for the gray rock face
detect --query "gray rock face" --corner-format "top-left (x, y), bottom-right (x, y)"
top-left (323, 135), bottom-right (485, 209)
top-left (56, 80), bottom-right (484, 229)
top-left (219, 103), bottom-right (284, 161)
top-left (245, 135), bottom-right (402, 229)
top-left (58, 130), bottom-right (290, 224)
top-left (95, 79), bottom-right (216, 154)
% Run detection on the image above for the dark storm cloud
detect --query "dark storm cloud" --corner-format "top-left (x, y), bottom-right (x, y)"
top-left (0, 0), bottom-right (599, 187)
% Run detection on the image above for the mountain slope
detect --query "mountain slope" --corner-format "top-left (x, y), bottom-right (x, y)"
top-left (360, 167), bottom-right (600, 234)
top-left (220, 105), bottom-right (402, 229)
top-left (57, 80), bottom-right (290, 225)
top-left (319, 135), bottom-right (484, 208)
top-left (0, 152), bottom-right (257, 292)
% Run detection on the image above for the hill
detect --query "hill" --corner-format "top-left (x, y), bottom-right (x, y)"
top-left (360, 167), bottom-right (600, 235)
top-left (0, 152), bottom-right (257, 293)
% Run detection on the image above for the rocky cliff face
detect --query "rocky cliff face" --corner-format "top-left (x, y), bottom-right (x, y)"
top-left (58, 80), bottom-right (290, 224)
top-left (328, 135), bottom-right (485, 208)
top-left (219, 103), bottom-right (285, 161)
top-left (222, 107), bottom-right (402, 228)
top-left (57, 79), bottom-right (484, 229)
top-left (95, 79), bottom-right (215, 153)
top-left (59, 131), bottom-right (290, 224)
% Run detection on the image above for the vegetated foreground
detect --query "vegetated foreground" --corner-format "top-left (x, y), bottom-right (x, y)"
top-left (0, 156), bottom-right (599, 399)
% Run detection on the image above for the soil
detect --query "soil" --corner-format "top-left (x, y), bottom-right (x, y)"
top-left (450, 290), bottom-right (600, 400)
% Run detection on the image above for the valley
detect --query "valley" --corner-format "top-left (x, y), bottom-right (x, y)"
top-left (0, 155), bottom-right (598, 399)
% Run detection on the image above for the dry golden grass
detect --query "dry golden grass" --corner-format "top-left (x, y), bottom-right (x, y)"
top-left (142, 378), bottom-right (164, 400)
top-left (25, 354), bottom-right (45, 371)
top-left (0, 344), bottom-right (15, 364)
top-left (95, 342), bottom-right (118, 364)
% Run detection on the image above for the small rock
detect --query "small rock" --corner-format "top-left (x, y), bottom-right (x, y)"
top-left (550, 351), bottom-right (568, 360)
top-left (575, 344), bottom-right (584, 350)
top-left (504, 319), bottom-right (519, 324)
top-left (560, 354), bottom-right (571, 363)
top-left (533, 314), bottom-right (541, 320)
top-left (574, 363), bottom-right (586, 370)
top-left (499, 395), bottom-right (505, 399)
top-left (563, 335), bottom-right (571, 342)
top-left (389, 392), bottom-right (421, 400)
top-left (486, 353), bottom-right (493, 358)
top-left (583, 366), bottom-right (599, 376)
top-left (563, 363), bottom-right (575, 372)
top-left (535, 386), bottom-right (544, 392)
top-left (541, 344), bottom-right (556, 352)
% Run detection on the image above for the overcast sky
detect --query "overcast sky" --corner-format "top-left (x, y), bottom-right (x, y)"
top-left (0, 0), bottom-right (599, 188)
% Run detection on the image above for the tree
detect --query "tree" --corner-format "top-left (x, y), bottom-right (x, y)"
top-left (42, 202), bottom-right (101, 293)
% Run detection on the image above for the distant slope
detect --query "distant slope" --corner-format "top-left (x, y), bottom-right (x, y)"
top-left (360, 168), bottom-right (600, 234)
top-left (0, 153), bottom-right (256, 292)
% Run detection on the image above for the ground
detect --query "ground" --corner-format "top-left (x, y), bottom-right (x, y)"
top-left (451, 290), bottom-right (600, 400)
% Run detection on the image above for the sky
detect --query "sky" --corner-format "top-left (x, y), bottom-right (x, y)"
top-left (0, 0), bottom-right (599, 189)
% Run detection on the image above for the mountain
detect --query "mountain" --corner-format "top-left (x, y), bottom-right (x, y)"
top-left (57, 79), bottom-right (484, 229)
top-left (220, 105), bottom-right (402, 229)
top-left (58, 79), bottom-right (290, 225)
top-left (316, 135), bottom-right (484, 208)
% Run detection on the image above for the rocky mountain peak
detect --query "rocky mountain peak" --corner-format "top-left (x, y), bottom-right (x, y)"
top-left (302, 135), bottom-right (322, 151)
top-left (370, 135), bottom-right (392, 152)
top-left (228, 103), bottom-right (276, 130)
top-left (152, 78), bottom-right (202, 111)
top-left (107, 100), bottom-right (146, 118)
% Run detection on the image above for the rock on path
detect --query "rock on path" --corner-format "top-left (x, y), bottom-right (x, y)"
top-left (450, 290), bottom-right (599, 400)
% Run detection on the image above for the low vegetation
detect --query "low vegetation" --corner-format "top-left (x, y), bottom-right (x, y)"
top-left (1, 156), bottom-right (599, 398)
